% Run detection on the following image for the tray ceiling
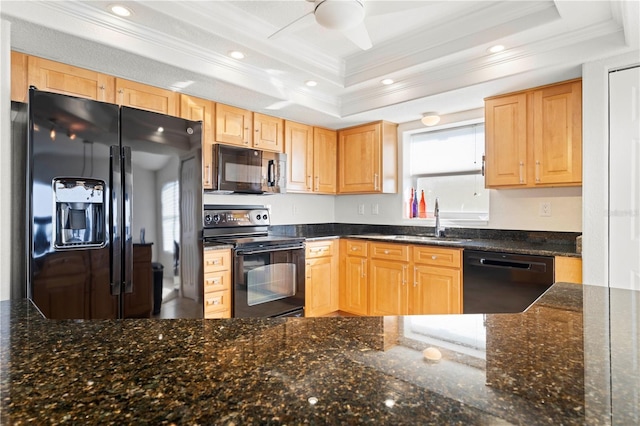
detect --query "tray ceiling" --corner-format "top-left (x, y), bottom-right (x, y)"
top-left (2, 0), bottom-right (638, 128)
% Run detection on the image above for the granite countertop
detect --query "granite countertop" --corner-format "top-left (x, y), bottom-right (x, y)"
top-left (2, 283), bottom-right (638, 424)
top-left (271, 224), bottom-right (581, 257)
top-left (343, 234), bottom-right (579, 257)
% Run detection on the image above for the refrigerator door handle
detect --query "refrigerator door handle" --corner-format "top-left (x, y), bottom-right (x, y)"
top-left (123, 146), bottom-right (134, 294)
top-left (110, 145), bottom-right (122, 296)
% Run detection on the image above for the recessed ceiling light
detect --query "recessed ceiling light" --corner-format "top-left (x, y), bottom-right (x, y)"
top-left (109, 4), bottom-right (132, 17)
top-left (305, 80), bottom-right (318, 87)
top-left (488, 44), bottom-right (505, 53)
top-left (228, 50), bottom-right (245, 60)
top-left (381, 78), bottom-right (394, 85)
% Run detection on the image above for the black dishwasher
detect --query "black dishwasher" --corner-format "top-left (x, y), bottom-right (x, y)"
top-left (463, 250), bottom-right (554, 314)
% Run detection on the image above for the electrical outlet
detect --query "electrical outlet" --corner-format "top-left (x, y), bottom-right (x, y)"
top-left (358, 204), bottom-right (365, 215)
top-left (372, 204), bottom-right (379, 215)
top-left (539, 202), bottom-right (551, 217)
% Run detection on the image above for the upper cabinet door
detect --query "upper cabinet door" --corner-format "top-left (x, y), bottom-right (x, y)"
top-left (313, 127), bottom-right (337, 194)
top-left (338, 122), bottom-right (381, 193)
top-left (284, 121), bottom-right (313, 192)
top-left (532, 80), bottom-right (582, 185)
top-left (338, 121), bottom-right (397, 194)
top-left (11, 51), bottom-right (28, 102)
top-left (115, 78), bottom-right (178, 116)
top-left (485, 79), bottom-right (582, 189)
top-left (485, 93), bottom-right (528, 187)
top-left (28, 56), bottom-right (115, 103)
top-left (254, 113), bottom-right (284, 153)
top-left (180, 95), bottom-right (214, 189)
top-left (215, 103), bottom-right (252, 147)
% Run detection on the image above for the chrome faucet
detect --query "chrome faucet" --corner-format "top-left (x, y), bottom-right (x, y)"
top-left (434, 198), bottom-right (442, 237)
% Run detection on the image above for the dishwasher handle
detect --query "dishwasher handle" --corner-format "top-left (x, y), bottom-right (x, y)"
top-left (468, 256), bottom-right (548, 273)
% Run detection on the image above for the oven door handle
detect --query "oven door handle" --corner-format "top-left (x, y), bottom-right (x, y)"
top-left (235, 245), bottom-right (304, 256)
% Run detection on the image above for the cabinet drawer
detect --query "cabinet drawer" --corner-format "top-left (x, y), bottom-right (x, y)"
top-left (204, 270), bottom-right (230, 292)
top-left (306, 240), bottom-right (336, 259)
top-left (204, 289), bottom-right (231, 316)
top-left (203, 249), bottom-right (231, 273)
top-left (413, 246), bottom-right (461, 268)
top-left (345, 240), bottom-right (368, 257)
top-left (370, 242), bottom-right (410, 262)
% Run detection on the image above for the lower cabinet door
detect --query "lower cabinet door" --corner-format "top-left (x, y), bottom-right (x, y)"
top-left (341, 256), bottom-right (369, 315)
top-left (411, 265), bottom-right (461, 314)
top-left (369, 259), bottom-right (408, 316)
top-left (306, 256), bottom-right (336, 317)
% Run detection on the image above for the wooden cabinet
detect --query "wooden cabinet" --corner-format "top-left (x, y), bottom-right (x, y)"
top-left (555, 256), bottom-right (582, 284)
top-left (337, 121), bottom-right (398, 194)
top-left (285, 122), bottom-right (337, 193)
top-left (339, 239), bottom-right (369, 315)
top-left (485, 93), bottom-right (527, 187)
top-left (305, 239), bottom-right (339, 317)
top-left (485, 79), bottom-right (582, 188)
top-left (115, 78), bottom-right (178, 116)
top-left (254, 112), bottom-right (284, 152)
top-left (285, 121), bottom-right (314, 192)
top-left (203, 248), bottom-right (232, 318)
top-left (27, 55), bottom-right (115, 102)
top-left (313, 127), bottom-right (337, 193)
top-left (11, 51), bottom-right (28, 102)
top-left (411, 246), bottom-right (462, 314)
top-left (338, 239), bottom-right (462, 316)
top-left (124, 244), bottom-right (154, 318)
top-left (215, 103), bottom-right (253, 147)
top-left (180, 95), bottom-right (215, 189)
top-left (369, 242), bottom-right (410, 316)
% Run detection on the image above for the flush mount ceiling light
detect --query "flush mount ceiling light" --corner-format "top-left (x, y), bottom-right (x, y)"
top-left (228, 50), bottom-right (245, 60)
top-left (421, 112), bottom-right (441, 126)
top-left (305, 80), bottom-right (318, 87)
top-left (381, 78), bottom-right (394, 85)
top-left (488, 44), bottom-right (505, 53)
top-left (109, 4), bottom-right (132, 17)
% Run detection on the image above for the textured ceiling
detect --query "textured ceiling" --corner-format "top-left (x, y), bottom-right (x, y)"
top-left (2, 0), bottom-right (639, 129)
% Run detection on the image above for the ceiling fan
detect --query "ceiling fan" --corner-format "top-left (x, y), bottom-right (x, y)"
top-left (268, 0), bottom-right (373, 50)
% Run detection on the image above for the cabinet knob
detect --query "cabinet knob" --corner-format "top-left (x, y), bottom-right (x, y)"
top-left (384, 250), bottom-right (389, 254)
top-left (432, 255), bottom-right (437, 260)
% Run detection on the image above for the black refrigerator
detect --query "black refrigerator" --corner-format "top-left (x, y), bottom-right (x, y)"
top-left (27, 88), bottom-right (203, 319)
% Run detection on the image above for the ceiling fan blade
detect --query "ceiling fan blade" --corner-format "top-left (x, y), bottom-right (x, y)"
top-left (268, 11), bottom-right (315, 39)
top-left (342, 22), bottom-right (372, 50)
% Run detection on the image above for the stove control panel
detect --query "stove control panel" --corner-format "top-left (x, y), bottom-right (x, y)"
top-left (203, 207), bottom-right (270, 228)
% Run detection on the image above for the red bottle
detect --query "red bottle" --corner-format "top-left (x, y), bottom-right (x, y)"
top-left (418, 190), bottom-right (427, 218)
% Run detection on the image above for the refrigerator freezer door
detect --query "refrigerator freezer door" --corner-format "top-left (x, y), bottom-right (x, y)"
top-left (28, 88), bottom-right (119, 319)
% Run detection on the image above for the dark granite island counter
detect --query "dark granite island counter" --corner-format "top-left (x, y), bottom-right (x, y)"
top-left (1, 283), bottom-right (637, 425)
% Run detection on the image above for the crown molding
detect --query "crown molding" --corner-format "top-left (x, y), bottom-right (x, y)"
top-left (1, 0), bottom-right (343, 117)
top-left (340, 21), bottom-right (626, 116)
top-left (343, 0), bottom-right (559, 86)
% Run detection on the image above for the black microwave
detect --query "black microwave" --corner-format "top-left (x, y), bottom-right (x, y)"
top-left (209, 144), bottom-right (287, 194)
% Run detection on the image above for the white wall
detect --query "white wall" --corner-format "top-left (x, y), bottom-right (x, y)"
top-left (203, 193), bottom-right (336, 225)
top-left (0, 19), bottom-right (11, 300)
top-left (583, 50), bottom-right (640, 286)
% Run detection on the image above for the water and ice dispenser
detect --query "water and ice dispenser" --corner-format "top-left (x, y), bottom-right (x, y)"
top-left (53, 178), bottom-right (106, 249)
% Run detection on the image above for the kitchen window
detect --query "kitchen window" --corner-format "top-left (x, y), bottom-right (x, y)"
top-left (409, 123), bottom-right (489, 222)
